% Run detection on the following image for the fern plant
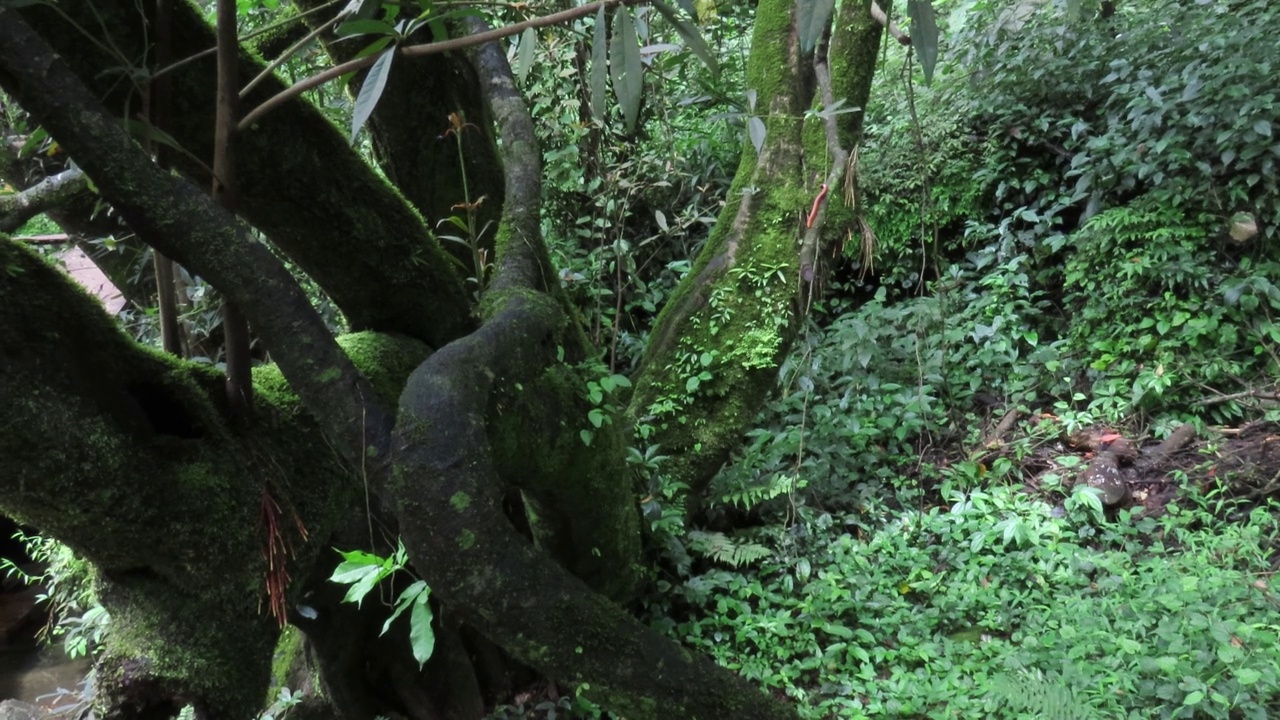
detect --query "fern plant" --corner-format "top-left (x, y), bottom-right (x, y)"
top-left (685, 531), bottom-right (772, 568)
top-left (991, 670), bottom-right (1093, 720)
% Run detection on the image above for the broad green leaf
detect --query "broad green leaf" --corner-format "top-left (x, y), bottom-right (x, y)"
top-left (1237, 668), bottom-right (1262, 685)
top-left (427, 17), bottom-right (449, 41)
top-left (907, 0), bottom-right (939, 85)
top-left (796, 0), bottom-right (835, 53)
top-left (610, 9), bottom-right (643, 133)
top-left (334, 18), bottom-right (396, 38)
top-left (350, 47), bottom-right (395, 143)
top-left (516, 27), bottom-right (537, 84)
top-left (349, 35), bottom-right (394, 63)
top-left (337, 564), bottom-right (385, 606)
top-left (343, 0), bottom-right (382, 22)
top-left (409, 587), bottom-right (436, 667)
top-left (823, 622), bottom-right (854, 639)
top-left (590, 5), bottom-right (609, 122)
top-left (650, 0), bottom-right (718, 74)
top-left (381, 580), bottom-right (428, 635)
top-left (331, 547), bottom-right (384, 568)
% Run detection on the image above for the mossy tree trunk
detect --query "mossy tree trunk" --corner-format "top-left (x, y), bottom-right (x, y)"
top-left (0, 0), bottom-right (881, 717)
top-left (627, 0), bottom-right (883, 499)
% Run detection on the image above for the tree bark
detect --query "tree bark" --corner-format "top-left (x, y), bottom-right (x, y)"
top-left (9, 0), bottom-right (474, 347)
top-left (292, 0), bottom-right (507, 277)
top-left (627, 0), bottom-right (883, 500)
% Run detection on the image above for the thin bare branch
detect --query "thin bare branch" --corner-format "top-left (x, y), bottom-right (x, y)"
top-left (872, 1), bottom-right (910, 45)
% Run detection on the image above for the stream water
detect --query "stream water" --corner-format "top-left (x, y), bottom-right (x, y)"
top-left (0, 587), bottom-right (92, 706)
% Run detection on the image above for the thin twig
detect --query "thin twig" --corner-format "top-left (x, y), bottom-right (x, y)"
top-left (1194, 385), bottom-right (1280, 407)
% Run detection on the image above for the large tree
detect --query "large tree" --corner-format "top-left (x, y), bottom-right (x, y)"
top-left (0, 0), bottom-right (882, 716)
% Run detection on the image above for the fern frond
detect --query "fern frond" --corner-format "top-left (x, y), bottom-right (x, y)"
top-left (991, 670), bottom-right (1091, 720)
top-left (686, 531), bottom-right (773, 567)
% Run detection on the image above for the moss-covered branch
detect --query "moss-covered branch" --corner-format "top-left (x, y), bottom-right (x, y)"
top-left (625, 0), bottom-right (883, 500)
top-left (626, 0), bottom-right (808, 496)
top-left (385, 27), bottom-right (791, 717)
top-left (393, 294), bottom-right (797, 719)
top-left (10, 0), bottom-right (472, 346)
top-left (0, 166), bottom-right (86, 232)
top-left (0, 10), bottom-right (397, 470)
top-left (0, 237), bottom-right (361, 716)
top-left (292, 0), bottom-right (506, 276)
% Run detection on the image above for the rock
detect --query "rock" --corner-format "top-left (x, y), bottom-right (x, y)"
top-left (0, 701), bottom-right (44, 720)
top-left (0, 586), bottom-right (43, 643)
top-left (1079, 450), bottom-right (1127, 506)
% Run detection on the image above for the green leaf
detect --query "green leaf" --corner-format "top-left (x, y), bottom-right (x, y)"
top-left (590, 4), bottom-right (608, 122)
top-left (610, 9), bottom-right (643, 133)
top-left (330, 548), bottom-right (383, 574)
top-left (516, 27), bottom-right (536, 84)
top-left (337, 564), bottom-right (385, 607)
top-left (588, 408), bottom-right (605, 428)
top-left (1183, 690), bottom-right (1204, 705)
top-left (381, 580), bottom-right (428, 635)
top-left (907, 0), bottom-right (939, 86)
top-left (334, 18), bottom-right (396, 38)
top-left (796, 0), bottom-right (835, 53)
top-left (1236, 667), bottom-right (1262, 685)
top-left (650, 0), bottom-right (718, 74)
top-left (344, 0), bottom-right (383, 22)
top-left (350, 47), bottom-right (395, 144)
top-left (686, 376), bottom-right (701, 393)
top-left (823, 622), bottom-right (854, 639)
top-left (409, 586), bottom-right (436, 668)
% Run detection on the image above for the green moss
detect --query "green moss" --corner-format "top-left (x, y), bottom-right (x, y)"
top-left (450, 491), bottom-right (472, 511)
top-left (487, 361), bottom-right (642, 600)
top-left (316, 367), bottom-right (342, 384)
top-left (267, 625), bottom-right (305, 699)
top-left (457, 529), bottom-right (477, 549)
top-left (252, 331), bottom-right (432, 410)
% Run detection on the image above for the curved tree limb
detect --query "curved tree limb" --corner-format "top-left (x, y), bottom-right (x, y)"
top-left (385, 21), bottom-right (791, 717)
top-left (393, 297), bottom-right (798, 720)
top-left (0, 8), bottom-right (394, 466)
top-left (293, 0), bottom-right (506, 277)
top-left (14, 0), bottom-right (473, 347)
top-left (0, 165), bottom-right (86, 232)
top-left (0, 237), bottom-right (341, 716)
top-left (626, 0), bottom-right (808, 497)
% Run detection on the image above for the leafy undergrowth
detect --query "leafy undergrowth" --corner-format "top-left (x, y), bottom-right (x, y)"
top-left (655, 466), bottom-right (1280, 719)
